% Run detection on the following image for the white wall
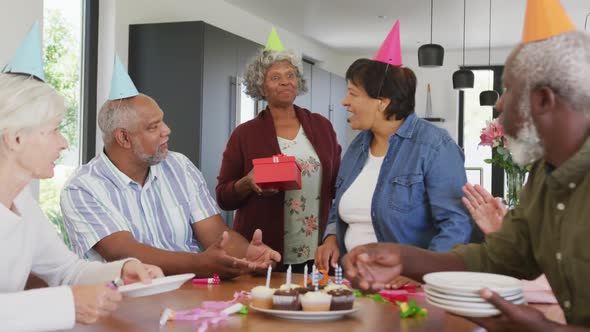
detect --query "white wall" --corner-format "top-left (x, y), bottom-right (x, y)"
top-left (1, 0), bottom-right (44, 198)
top-left (1, 0), bottom-right (516, 157)
top-left (96, 0), bottom-right (353, 153)
top-left (0, 1), bottom-right (43, 69)
top-left (338, 46), bottom-right (513, 142)
top-left (95, 0), bottom-right (117, 154)
top-left (405, 46), bottom-right (512, 141)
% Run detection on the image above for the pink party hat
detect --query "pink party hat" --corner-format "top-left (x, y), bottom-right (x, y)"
top-left (373, 20), bottom-right (402, 66)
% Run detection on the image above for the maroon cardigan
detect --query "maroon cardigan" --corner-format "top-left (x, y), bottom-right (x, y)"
top-left (216, 105), bottom-right (341, 269)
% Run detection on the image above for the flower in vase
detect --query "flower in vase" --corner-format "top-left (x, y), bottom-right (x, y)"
top-left (478, 118), bottom-right (530, 207)
top-left (479, 119), bottom-right (505, 148)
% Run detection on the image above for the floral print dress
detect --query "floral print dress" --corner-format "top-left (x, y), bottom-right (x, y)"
top-left (278, 127), bottom-right (322, 265)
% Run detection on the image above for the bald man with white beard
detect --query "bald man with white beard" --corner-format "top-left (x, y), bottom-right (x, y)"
top-left (341, 30), bottom-right (590, 332)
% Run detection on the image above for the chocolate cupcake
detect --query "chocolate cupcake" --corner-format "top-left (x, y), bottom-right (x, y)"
top-left (327, 288), bottom-right (355, 310)
top-left (272, 289), bottom-right (300, 310)
top-left (295, 285), bottom-right (316, 295)
top-left (322, 283), bottom-right (351, 293)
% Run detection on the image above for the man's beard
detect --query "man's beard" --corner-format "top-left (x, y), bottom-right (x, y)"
top-left (505, 94), bottom-right (544, 166)
top-left (132, 139), bottom-right (168, 166)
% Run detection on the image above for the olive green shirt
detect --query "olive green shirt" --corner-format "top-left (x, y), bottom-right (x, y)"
top-left (453, 137), bottom-right (590, 326)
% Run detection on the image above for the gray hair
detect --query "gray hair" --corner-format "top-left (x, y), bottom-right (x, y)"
top-left (242, 49), bottom-right (308, 100)
top-left (97, 96), bottom-right (140, 146)
top-left (0, 73), bottom-right (65, 135)
top-left (506, 30), bottom-right (590, 114)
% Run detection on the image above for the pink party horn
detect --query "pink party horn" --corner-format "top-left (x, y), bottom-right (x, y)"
top-left (192, 274), bottom-right (221, 285)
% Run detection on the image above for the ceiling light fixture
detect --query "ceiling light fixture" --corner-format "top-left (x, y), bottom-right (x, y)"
top-left (480, 0), bottom-right (499, 106)
top-left (452, 0), bottom-right (474, 89)
top-left (418, 0), bottom-right (444, 67)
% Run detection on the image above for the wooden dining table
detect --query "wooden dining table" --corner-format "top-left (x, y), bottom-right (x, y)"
top-left (67, 273), bottom-right (564, 332)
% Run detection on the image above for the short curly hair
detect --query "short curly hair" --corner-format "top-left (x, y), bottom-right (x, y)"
top-left (242, 49), bottom-right (308, 100)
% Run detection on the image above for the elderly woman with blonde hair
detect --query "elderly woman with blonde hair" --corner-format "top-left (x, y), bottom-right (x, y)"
top-left (216, 49), bottom-right (341, 272)
top-left (0, 73), bottom-right (164, 331)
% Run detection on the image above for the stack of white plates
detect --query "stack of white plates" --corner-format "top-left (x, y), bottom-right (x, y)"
top-left (423, 272), bottom-right (525, 317)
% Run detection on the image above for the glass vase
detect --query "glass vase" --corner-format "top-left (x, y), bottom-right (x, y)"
top-left (505, 170), bottom-right (526, 208)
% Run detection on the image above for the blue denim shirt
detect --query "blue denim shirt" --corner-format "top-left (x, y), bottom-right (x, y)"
top-left (324, 113), bottom-right (472, 254)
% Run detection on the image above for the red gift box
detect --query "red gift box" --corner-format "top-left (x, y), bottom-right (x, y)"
top-left (252, 154), bottom-right (302, 191)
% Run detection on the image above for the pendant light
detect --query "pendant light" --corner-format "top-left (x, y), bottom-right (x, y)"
top-left (418, 0), bottom-right (444, 67)
top-left (480, 0), bottom-right (499, 106)
top-left (452, 0), bottom-right (474, 90)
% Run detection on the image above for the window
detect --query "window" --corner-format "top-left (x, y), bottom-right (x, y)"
top-left (459, 66), bottom-right (505, 198)
top-left (39, 0), bottom-right (98, 246)
top-left (40, 0), bottom-right (84, 246)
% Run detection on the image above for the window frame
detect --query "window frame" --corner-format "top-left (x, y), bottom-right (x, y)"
top-left (81, 0), bottom-right (98, 163)
top-left (458, 65), bottom-right (505, 198)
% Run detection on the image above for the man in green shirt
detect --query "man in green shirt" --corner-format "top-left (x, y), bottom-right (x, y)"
top-left (341, 8), bottom-right (590, 332)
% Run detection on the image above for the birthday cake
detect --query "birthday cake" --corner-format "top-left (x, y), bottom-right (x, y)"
top-left (252, 265), bottom-right (355, 312)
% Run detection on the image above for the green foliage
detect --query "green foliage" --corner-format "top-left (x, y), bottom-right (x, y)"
top-left (40, 177), bottom-right (72, 248)
top-left (43, 8), bottom-right (80, 150)
top-left (39, 8), bottom-right (80, 248)
top-left (484, 144), bottom-right (530, 207)
top-left (483, 145), bottom-right (529, 176)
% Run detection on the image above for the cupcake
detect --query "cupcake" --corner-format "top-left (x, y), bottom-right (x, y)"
top-left (279, 284), bottom-right (301, 291)
top-left (300, 291), bottom-right (332, 312)
top-left (250, 286), bottom-right (275, 309)
top-left (272, 289), bottom-right (300, 310)
top-left (327, 288), bottom-right (355, 310)
top-left (322, 283), bottom-right (351, 293)
top-left (295, 285), bottom-right (315, 295)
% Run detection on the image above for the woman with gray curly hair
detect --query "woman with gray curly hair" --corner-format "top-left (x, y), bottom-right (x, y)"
top-left (216, 49), bottom-right (341, 273)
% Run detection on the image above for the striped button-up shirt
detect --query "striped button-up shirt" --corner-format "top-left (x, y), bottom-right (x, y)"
top-left (61, 151), bottom-right (219, 261)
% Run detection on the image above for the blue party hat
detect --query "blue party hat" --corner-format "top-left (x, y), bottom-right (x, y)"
top-left (109, 55), bottom-right (139, 100)
top-left (2, 21), bottom-right (45, 81)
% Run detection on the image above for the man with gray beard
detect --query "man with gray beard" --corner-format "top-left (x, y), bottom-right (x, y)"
top-left (61, 92), bottom-right (280, 280)
top-left (340, 13), bottom-right (590, 332)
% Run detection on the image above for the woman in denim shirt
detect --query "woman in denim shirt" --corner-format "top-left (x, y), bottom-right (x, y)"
top-left (315, 59), bottom-right (472, 286)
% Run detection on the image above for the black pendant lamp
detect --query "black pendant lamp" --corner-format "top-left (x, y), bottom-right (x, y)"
top-left (480, 90), bottom-right (498, 106)
top-left (453, 0), bottom-right (474, 90)
top-left (479, 0), bottom-right (499, 106)
top-left (418, 0), bottom-right (444, 67)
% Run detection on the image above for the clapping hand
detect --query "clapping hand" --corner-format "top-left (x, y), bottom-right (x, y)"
top-left (462, 183), bottom-right (507, 234)
top-left (342, 242), bottom-right (403, 293)
top-left (384, 275), bottom-right (421, 289)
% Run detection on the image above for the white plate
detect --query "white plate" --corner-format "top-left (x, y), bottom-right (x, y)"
top-left (249, 303), bottom-right (360, 321)
top-left (117, 273), bottom-right (195, 298)
top-left (427, 283), bottom-right (522, 298)
top-left (425, 292), bottom-right (525, 309)
top-left (426, 297), bottom-right (501, 318)
top-left (424, 272), bottom-right (522, 296)
top-left (424, 285), bottom-right (523, 303)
